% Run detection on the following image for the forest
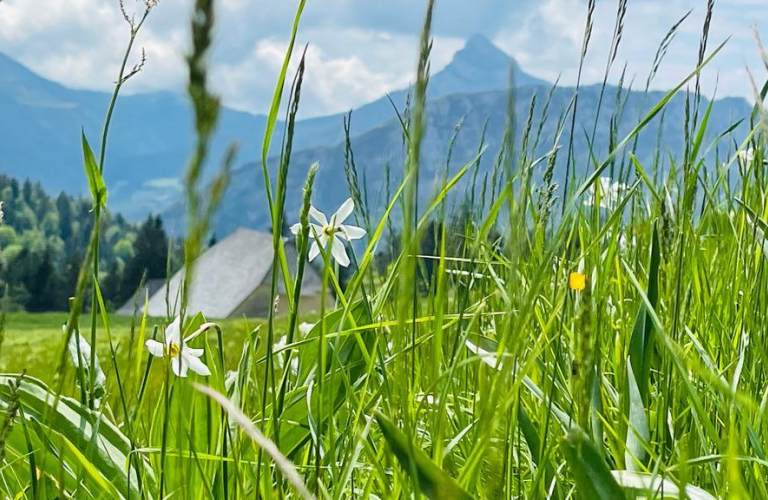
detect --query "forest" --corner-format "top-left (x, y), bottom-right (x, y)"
top-left (0, 174), bottom-right (173, 310)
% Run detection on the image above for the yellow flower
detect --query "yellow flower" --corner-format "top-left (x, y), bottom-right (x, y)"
top-left (569, 272), bottom-right (586, 291)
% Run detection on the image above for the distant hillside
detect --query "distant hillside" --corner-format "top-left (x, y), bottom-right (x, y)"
top-left (0, 34), bottom-right (539, 221)
top-left (0, 50), bottom-right (266, 220)
top-left (1, 32), bottom-right (753, 238)
top-left (0, 174), bottom-right (138, 310)
top-left (0, 171), bottom-right (184, 312)
top-left (161, 85), bottom-right (752, 237)
top-left (288, 34), bottom-right (548, 150)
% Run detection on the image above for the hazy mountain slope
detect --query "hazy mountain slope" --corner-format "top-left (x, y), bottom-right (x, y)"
top-left (163, 85), bottom-right (751, 236)
top-left (0, 51), bottom-right (266, 217)
top-left (0, 35), bottom-right (537, 220)
top-left (289, 34), bottom-right (548, 149)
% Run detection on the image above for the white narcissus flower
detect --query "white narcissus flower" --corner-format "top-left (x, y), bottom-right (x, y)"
top-left (145, 317), bottom-right (211, 378)
top-left (738, 148), bottom-right (755, 166)
top-left (298, 322), bottom-right (315, 336)
top-left (273, 336), bottom-right (287, 352)
top-left (290, 197), bottom-right (366, 267)
top-left (0, 201), bottom-right (5, 249)
top-left (584, 176), bottom-right (628, 210)
top-left (65, 325), bottom-right (106, 404)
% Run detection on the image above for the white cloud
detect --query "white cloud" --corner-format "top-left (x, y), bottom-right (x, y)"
top-left (0, 0), bottom-right (766, 117)
top-left (0, 0), bottom-right (466, 116)
top-left (210, 29), bottom-right (462, 116)
top-left (494, 0), bottom-right (768, 102)
top-left (0, 0), bottom-right (184, 93)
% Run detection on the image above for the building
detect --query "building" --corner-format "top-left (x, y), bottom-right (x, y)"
top-left (117, 228), bottom-right (330, 319)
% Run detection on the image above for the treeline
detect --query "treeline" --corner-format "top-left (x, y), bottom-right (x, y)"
top-left (0, 175), bottom-right (175, 311)
top-left (375, 202), bottom-right (504, 291)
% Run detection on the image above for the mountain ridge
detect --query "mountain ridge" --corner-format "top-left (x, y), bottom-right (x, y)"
top-left (0, 34), bottom-right (541, 220)
top-left (0, 35), bottom-right (753, 236)
top-left (158, 82), bottom-right (751, 237)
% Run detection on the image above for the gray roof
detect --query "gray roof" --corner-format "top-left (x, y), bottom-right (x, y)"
top-left (116, 278), bottom-right (167, 316)
top-left (141, 228), bottom-right (321, 319)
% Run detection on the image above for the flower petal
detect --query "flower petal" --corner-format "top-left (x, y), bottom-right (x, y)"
top-left (183, 351), bottom-right (211, 376)
top-left (309, 206), bottom-right (328, 226)
top-left (318, 233), bottom-right (328, 247)
top-left (331, 237), bottom-right (350, 267)
top-left (333, 198), bottom-right (355, 225)
top-left (182, 345), bottom-right (204, 358)
top-left (340, 224), bottom-right (366, 240)
top-left (165, 317), bottom-right (182, 347)
top-left (171, 356), bottom-right (189, 378)
top-left (298, 322), bottom-right (315, 336)
top-left (145, 339), bottom-right (165, 357)
top-left (309, 223), bottom-right (324, 237)
top-left (290, 223), bottom-right (302, 235)
top-left (308, 241), bottom-right (321, 261)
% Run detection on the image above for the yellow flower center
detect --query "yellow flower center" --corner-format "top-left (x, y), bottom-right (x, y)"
top-left (322, 225), bottom-right (337, 238)
top-left (166, 343), bottom-right (180, 358)
top-left (568, 272), bottom-right (587, 291)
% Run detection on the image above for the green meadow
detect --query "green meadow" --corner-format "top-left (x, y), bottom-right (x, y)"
top-left (3, 0), bottom-right (768, 499)
top-left (0, 313), bottom-right (273, 378)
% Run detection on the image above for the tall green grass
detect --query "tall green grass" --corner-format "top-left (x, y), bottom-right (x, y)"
top-left (1, 0), bottom-right (767, 499)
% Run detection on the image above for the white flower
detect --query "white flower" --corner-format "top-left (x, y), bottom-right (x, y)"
top-left (273, 336), bottom-right (287, 352)
top-left (65, 325), bottom-right (106, 403)
top-left (298, 322), bottom-right (315, 336)
top-left (738, 148), bottom-right (755, 166)
top-left (273, 336), bottom-right (300, 374)
top-left (290, 197), bottom-right (366, 267)
top-left (145, 317), bottom-right (211, 378)
top-left (584, 176), bottom-right (628, 210)
top-left (415, 393), bottom-right (437, 405)
top-left (617, 232), bottom-right (635, 253)
top-left (67, 330), bottom-right (106, 385)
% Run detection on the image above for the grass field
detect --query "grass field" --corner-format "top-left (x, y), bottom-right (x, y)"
top-left (3, 0), bottom-right (768, 499)
top-left (0, 312), bottom-right (273, 380)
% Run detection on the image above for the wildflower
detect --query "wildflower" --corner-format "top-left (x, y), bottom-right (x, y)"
top-left (0, 202), bottom-right (4, 249)
top-left (273, 336), bottom-right (287, 352)
top-left (415, 393), bottom-right (437, 405)
top-left (298, 322), bottom-right (315, 336)
top-left (584, 176), bottom-right (628, 210)
top-left (617, 232), bottom-right (636, 253)
top-left (145, 317), bottom-right (211, 377)
top-left (66, 328), bottom-right (106, 388)
top-left (291, 197), bottom-right (366, 267)
top-left (738, 148), bottom-right (755, 166)
top-left (273, 336), bottom-right (299, 374)
top-left (63, 324), bottom-right (106, 406)
top-left (569, 272), bottom-right (586, 291)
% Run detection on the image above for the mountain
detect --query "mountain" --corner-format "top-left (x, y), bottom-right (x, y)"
top-left (289, 34), bottom-right (548, 149)
top-left (0, 50), bottom-right (270, 217)
top-left (0, 34), bottom-right (539, 220)
top-left (161, 85), bottom-right (752, 237)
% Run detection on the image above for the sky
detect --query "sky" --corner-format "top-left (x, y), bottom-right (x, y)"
top-left (0, 0), bottom-right (766, 118)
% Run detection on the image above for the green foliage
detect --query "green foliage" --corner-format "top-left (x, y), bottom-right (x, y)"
top-left (0, 174), bottom-right (177, 311)
top-left (0, 0), bottom-right (766, 498)
top-left (562, 429), bottom-right (626, 500)
top-left (375, 410), bottom-right (474, 500)
top-left (117, 215), bottom-right (171, 305)
top-left (81, 131), bottom-right (108, 209)
top-left (0, 374), bottom-right (155, 499)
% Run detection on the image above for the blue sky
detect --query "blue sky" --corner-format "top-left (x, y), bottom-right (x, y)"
top-left (0, 0), bottom-right (766, 117)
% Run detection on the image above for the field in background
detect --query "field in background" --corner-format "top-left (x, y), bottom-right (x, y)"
top-left (0, 312), bottom-right (277, 381)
